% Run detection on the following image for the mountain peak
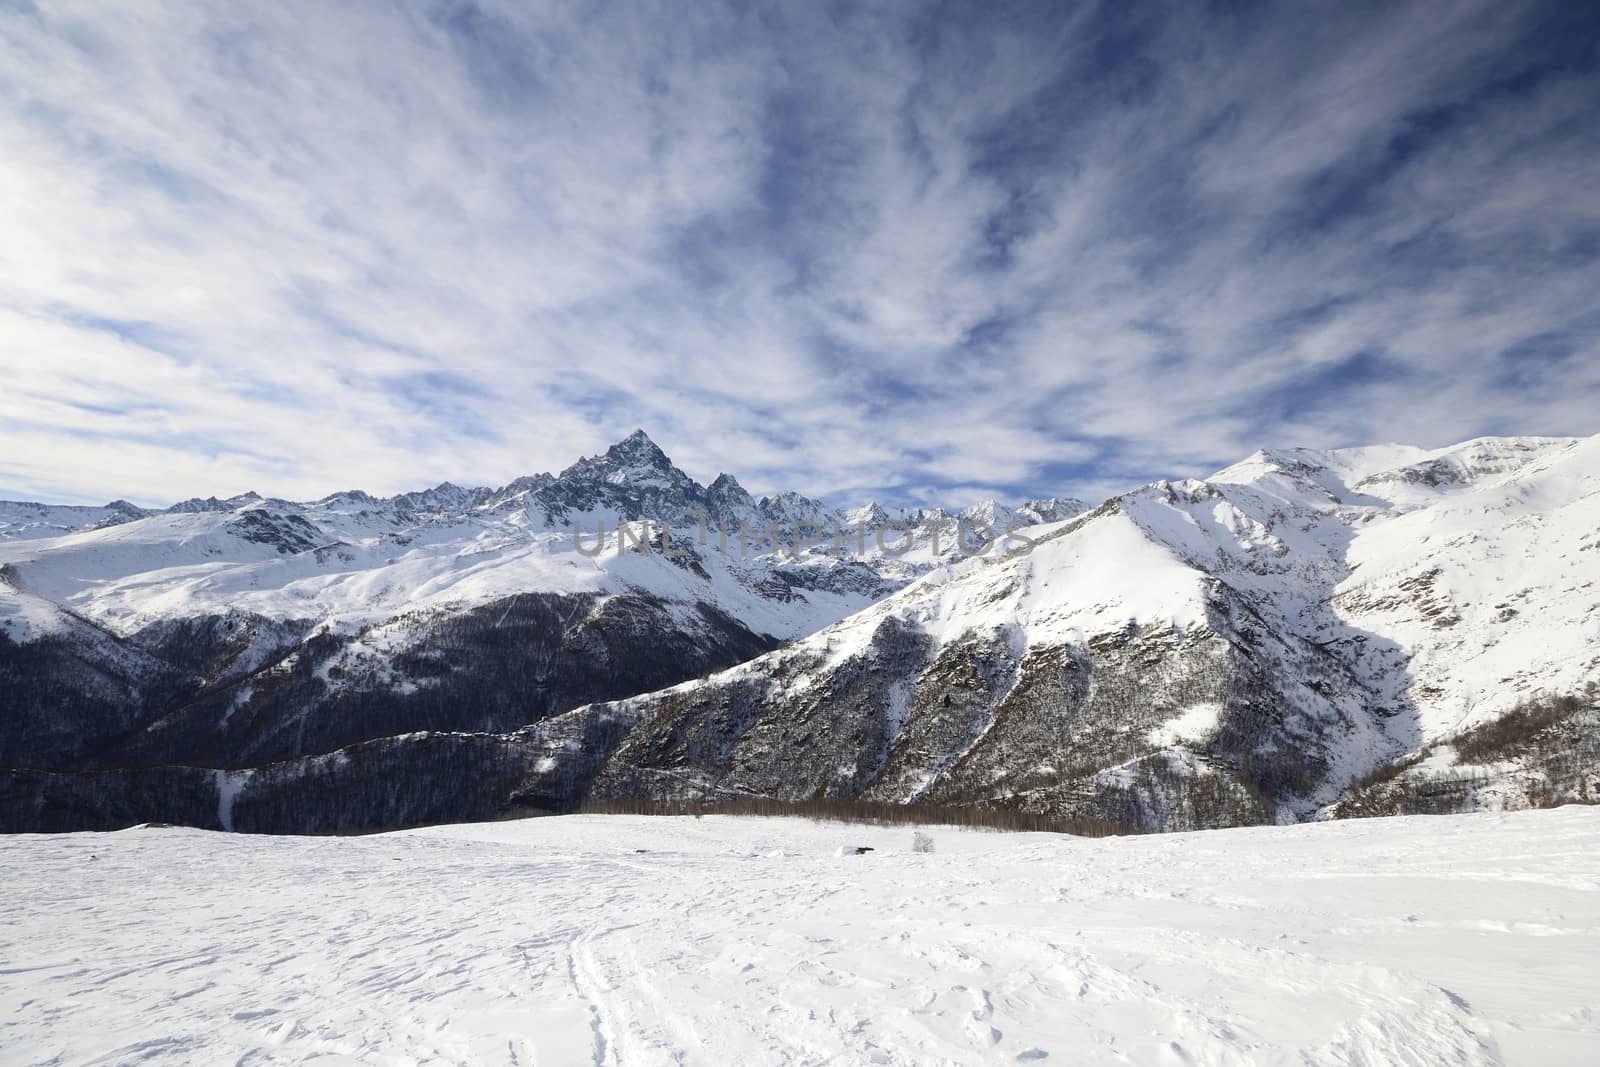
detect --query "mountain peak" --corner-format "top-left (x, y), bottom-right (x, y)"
top-left (609, 429), bottom-right (668, 464)
top-left (706, 472), bottom-right (752, 502)
top-left (558, 430), bottom-right (674, 481)
top-left (704, 473), bottom-right (756, 521)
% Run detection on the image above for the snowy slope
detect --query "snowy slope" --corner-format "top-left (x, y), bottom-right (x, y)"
top-left (1329, 436), bottom-right (1600, 735)
top-left (3, 807), bottom-right (1598, 1065)
top-left (0, 508), bottom-right (881, 644)
top-left (0, 498), bottom-right (149, 542)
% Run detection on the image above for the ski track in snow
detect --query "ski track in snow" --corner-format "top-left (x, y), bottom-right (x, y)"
top-left (4, 808), bottom-right (1600, 1065)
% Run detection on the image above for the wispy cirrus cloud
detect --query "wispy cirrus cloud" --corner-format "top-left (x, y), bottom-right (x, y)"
top-left (1, 0), bottom-right (1596, 506)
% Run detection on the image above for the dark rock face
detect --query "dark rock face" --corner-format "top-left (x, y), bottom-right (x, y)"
top-left (776, 561), bottom-right (894, 599)
top-left (704, 473), bottom-right (757, 526)
top-left (0, 591), bottom-right (777, 833)
top-left (226, 510), bottom-right (324, 553)
top-left (1333, 696), bottom-right (1600, 818)
top-left (537, 430), bottom-right (708, 522)
top-left (589, 616), bottom-right (936, 804)
top-left (564, 568), bottom-right (1402, 833)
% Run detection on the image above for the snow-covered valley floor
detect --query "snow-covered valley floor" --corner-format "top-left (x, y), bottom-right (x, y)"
top-left (4, 809), bottom-right (1599, 1066)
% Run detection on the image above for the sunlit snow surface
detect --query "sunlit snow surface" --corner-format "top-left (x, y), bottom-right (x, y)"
top-left (4, 809), bottom-right (1598, 1065)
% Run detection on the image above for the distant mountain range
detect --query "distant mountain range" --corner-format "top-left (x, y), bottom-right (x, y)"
top-left (2, 432), bottom-right (1595, 833)
top-left (0, 429), bottom-right (1081, 545)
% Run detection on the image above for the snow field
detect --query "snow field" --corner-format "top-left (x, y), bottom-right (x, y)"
top-left (3, 807), bottom-right (1599, 1065)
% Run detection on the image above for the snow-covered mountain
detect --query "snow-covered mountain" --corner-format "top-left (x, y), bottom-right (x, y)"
top-left (2, 432), bottom-right (1594, 834)
top-left (0, 432), bottom-right (1077, 793)
top-left (540, 434), bottom-right (1600, 831)
top-left (0, 430), bottom-right (1061, 659)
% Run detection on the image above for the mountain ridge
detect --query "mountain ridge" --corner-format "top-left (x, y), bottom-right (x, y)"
top-left (0, 429), bottom-right (1085, 540)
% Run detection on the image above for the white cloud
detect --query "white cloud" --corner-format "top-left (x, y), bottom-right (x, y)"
top-left (0, 0), bottom-right (1595, 508)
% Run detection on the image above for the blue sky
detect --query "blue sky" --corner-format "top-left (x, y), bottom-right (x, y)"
top-left (1, 0), bottom-right (1597, 508)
